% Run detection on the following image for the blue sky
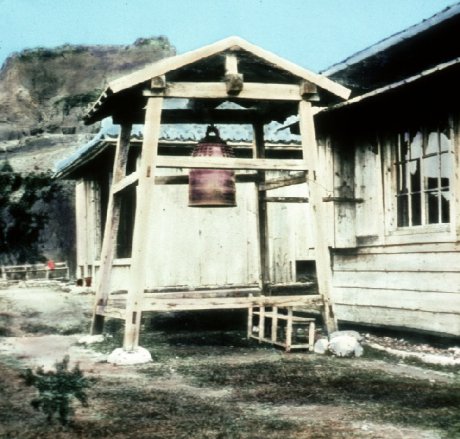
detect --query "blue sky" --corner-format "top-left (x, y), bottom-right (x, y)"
top-left (1, 0), bottom-right (457, 72)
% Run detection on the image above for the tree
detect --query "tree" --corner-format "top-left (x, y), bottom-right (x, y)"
top-left (0, 161), bottom-right (58, 264)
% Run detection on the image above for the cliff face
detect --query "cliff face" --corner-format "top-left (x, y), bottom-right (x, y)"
top-left (0, 37), bottom-right (175, 270)
top-left (0, 36), bottom-right (175, 147)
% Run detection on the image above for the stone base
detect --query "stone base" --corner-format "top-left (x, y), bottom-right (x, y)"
top-left (107, 347), bottom-right (152, 365)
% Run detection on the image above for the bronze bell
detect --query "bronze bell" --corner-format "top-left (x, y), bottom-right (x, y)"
top-left (189, 125), bottom-right (236, 207)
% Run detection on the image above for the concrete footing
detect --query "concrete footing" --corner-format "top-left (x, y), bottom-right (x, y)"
top-left (107, 346), bottom-right (152, 365)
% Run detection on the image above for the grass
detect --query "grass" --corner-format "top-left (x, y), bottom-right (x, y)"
top-left (177, 356), bottom-right (460, 438)
top-left (10, 312), bottom-right (456, 438)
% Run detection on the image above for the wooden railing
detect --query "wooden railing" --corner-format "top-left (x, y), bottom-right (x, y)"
top-left (1, 262), bottom-right (69, 281)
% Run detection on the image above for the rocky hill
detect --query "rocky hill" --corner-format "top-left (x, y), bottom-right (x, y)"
top-left (0, 36), bottom-right (175, 172)
top-left (0, 37), bottom-right (175, 271)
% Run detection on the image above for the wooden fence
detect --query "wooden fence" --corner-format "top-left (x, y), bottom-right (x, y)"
top-left (0, 262), bottom-right (69, 282)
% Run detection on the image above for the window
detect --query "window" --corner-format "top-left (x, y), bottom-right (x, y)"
top-left (395, 120), bottom-right (453, 228)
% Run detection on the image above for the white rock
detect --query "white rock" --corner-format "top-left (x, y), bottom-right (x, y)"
top-left (329, 335), bottom-right (362, 357)
top-left (78, 334), bottom-right (104, 345)
top-left (314, 338), bottom-right (329, 354)
top-left (107, 347), bottom-right (152, 365)
top-left (329, 330), bottom-right (363, 342)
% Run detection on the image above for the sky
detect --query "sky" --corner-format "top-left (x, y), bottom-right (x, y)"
top-left (0, 0), bottom-right (457, 73)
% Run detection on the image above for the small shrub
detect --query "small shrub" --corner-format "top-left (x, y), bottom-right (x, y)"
top-left (20, 356), bottom-right (91, 425)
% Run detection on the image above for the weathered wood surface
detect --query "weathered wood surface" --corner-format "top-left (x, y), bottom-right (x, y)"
top-left (254, 122), bottom-right (269, 292)
top-left (333, 144), bottom-right (356, 248)
top-left (299, 100), bottom-right (337, 333)
top-left (98, 294), bottom-right (322, 313)
top-left (91, 123), bottom-right (132, 335)
top-left (332, 287), bottom-right (460, 313)
top-left (123, 98), bottom-right (163, 350)
top-left (107, 36), bottom-right (350, 99)
top-left (332, 245), bottom-right (460, 335)
top-left (156, 156), bottom-right (308, 171)
top-left (333, 270), bottom-right (460, 294)
top-left (260, 172), bottom-right (306, 191)
top-left (144, 82), bottom-right (302, 101)
top-left (334, 250), bottom-right (460, 272)
top-left (354, 142), bottom-right (384, 241)
top-left (334, 304), bottom-right (460, 336)
top-left (143, 294), bottom-right (322, 311)
top-left (112, 171), bottom-right (139, 194)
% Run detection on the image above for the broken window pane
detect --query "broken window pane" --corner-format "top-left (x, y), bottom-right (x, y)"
top-left (440, 126), bottom-right (451, 152)
top-left (409, 159), bottom-right (421, 192)
top-left (411, 130), bottom-right (423, 158)
top-left (424, 155), bottom-right (439, 190)
top-left (440, 152), bottom-right (451, 189)
top-left (426, 131), bottom-right (439, 155)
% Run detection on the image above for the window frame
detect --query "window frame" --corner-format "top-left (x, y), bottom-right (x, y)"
top-left (383, 115), bottom-right (456, 243)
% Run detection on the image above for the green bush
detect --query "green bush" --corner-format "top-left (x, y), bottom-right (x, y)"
top-left (20, 356), bottom-right (91, 425)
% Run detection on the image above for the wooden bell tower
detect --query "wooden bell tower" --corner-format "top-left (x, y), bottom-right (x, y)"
top-left (84, 37), bottom-right (350, 356)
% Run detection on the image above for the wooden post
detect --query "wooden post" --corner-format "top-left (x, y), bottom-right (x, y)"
top-left (308, 320), bottom-right (316, 351)
top-left (90, 123), bottom-right (132, 335)
top-left (259, 305), bottom-right (265, 342)
top-left (123, 97), bottom-right (163, 351)
top-left (271, 306), bottom-right (278, 342)
top-left (298, 100), bottom-right (338, 334)
top-left (247, 303), bottom-right (253, 339)
top-left (253, 122), bottom-right (270, 293)
top-left (286, 307), bottom-right (293, 352)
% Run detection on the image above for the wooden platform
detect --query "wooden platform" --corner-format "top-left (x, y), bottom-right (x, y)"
top-left (95, 286), bottom-right (323, 320)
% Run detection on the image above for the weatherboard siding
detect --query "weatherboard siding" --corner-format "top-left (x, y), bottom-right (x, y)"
top-left (331, 237), bottom-right (460, 336)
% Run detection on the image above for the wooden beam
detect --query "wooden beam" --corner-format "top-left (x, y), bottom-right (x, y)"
top-left (323, 196), bottom-right (364, 203)
top-left (91, 123), bottom-right (132, 335)
top-left (254, 122), bottom-right (270, 293)
top-left (265, 196), bottom-right (309, 203)
top-left (298, 100), bottom-right (338, 334)
top-left (156, 156), bottom-right (308, 171)
top-left (112, 171), bottom-right (139, 194)
top-left (123, 97), bottom-right (163, 351)
top-left (260, 172), bottom-right (307, 191)
top-left (143, 82), bottom-right (302, 101)
top-left (142, 294), bottom-right (322, 311)
top-left (144, 287), bottom-right (261, 300)
top-left (154, 172), bottom-right (259, 185)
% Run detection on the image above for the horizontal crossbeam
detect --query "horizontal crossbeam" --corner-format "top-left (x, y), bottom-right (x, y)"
top-left (143, 82), bottom-right (302, 101)
top-left (156, 156), bottom-right (308, 171)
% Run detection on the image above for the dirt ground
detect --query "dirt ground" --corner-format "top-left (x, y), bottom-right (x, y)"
top-left (0, 284), bottom-right (459, 439)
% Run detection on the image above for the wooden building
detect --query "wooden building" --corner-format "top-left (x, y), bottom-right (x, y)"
top-left (311, 4), bottom-right (460, 337)
top-left (56, 36), bottom-right (349, 353)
